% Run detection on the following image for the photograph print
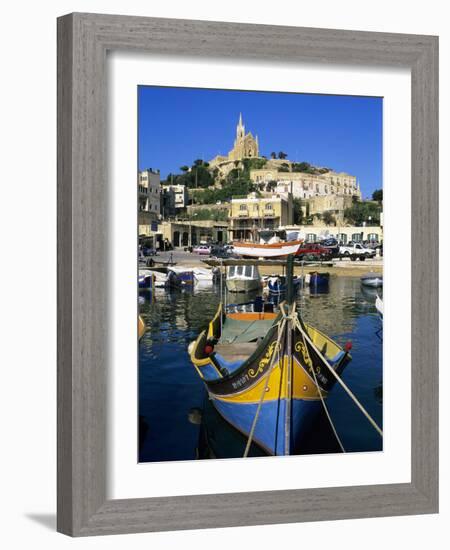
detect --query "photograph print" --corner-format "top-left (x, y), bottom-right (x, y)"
top-left (137, 86), bottom-right (383, 462)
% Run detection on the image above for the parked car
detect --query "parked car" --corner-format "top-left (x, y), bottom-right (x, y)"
top-left (338, 243), bottom-right (376, 261)
top-left (210, 247), bottom-right (239, 259)
top-left (320, 238), bottom-right (340, 257)
top-left (295, 243), bottom-right (331, 261)
top-left (192, 245), bottom-right (211, 255)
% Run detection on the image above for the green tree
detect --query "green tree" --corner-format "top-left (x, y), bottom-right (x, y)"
top-left (344, 201), bottom-right (381, 225)
top-left (294, 162), bottom-right (311, 172)
top-left (372, 189), bottom-right (383, 203)
top-left (322, 210), bottom-right (336, 226)
top-left (293, 198), bottom-right (304, 225)
top-left (180, 165), bottom-right (189, 172)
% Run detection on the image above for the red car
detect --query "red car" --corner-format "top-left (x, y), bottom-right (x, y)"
top-left (295, 243), bottom-right (331, 260)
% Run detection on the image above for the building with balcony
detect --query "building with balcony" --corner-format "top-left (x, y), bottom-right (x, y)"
top-left (138, 168), bottom-right (161, 235)
top-left (161, 184), bottom-right (188, 218)
top-left (250, 169), bottom-right (361, 199)
top-left (229, 192), bottom-right (293, 242)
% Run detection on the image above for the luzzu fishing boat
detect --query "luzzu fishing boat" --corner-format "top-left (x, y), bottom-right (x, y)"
top-left (188, 259), bottom-right (352, 456)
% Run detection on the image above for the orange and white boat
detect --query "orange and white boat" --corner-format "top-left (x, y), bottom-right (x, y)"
top-left (232, 239), bottom-right (303, 258)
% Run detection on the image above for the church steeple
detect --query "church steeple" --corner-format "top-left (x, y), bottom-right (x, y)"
top-left (237, 113), bottom-right (245, 139)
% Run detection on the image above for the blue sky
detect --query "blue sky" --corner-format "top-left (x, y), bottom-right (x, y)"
top-left (138, 86), bottom-right (382, 198)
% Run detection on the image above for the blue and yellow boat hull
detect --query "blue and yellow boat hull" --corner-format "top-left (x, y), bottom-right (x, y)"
top-left (188, 304), bottom-right (351, 456)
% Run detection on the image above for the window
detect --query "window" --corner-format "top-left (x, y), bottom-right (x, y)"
top-left (228, 266), bottom-right (235, 277)
top-left (265, 203), bottom-right (273, 210)
top-left (352, 233), bottom-right (362, 242)
top-left (239, 204), bottom-right (246, 210)
top-left (338, 233), bottom-right (347, 244)
top-left (306, 233), bottom-right (316, 243)
top-left (367, 233), bottom-right (379, 242)
top-left (237, 266), bottom-right (244, 276)
top-left (244, 266), bottom-right (252, 277)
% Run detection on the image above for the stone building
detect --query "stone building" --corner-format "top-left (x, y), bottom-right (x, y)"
top-left (160, 220), bottom-right (229, 247)
top-left (251, 169), bottom-right (361, 199)
top-left (281, 224), bottom-right (383, 245)
top-left (305, 194), bottom-right (355, 224)
top-left (138, 168), bottom-right (161, 235)
top-left (229, 192), bottom-right (293, 241)
top-left (161, 184), bottom-right (188, 217)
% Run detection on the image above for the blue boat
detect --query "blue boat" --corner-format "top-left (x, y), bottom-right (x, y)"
top-left (267, 275), bottom-right (303, 295)
top-left (138, 269), bottom-right (181, 290)
top-left (138, 272), bottom-right (154, 289)
top-left (309, 271), bottom-right (330, 287)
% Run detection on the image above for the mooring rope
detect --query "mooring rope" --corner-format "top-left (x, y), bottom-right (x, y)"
top-left (243, 301), bottom-right (382, 458)
top-left (298, 324), bottom-right (346, 453)
top-left (243, 317), bottom-right (287, 458)
top-left (294, 316), bottom-right (383, 438)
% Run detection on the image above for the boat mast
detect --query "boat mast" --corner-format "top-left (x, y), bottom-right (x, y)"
top-left (286, 254), bottom-right (295, 305)
top-left (284, 254), bottom-right (295, 454)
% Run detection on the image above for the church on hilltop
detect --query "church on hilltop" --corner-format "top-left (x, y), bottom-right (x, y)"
top-left (207, 113), bottom-right (362, 208)
top-left (209, 114), bottom-right (259, 173)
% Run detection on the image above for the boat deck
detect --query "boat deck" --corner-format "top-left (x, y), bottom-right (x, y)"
top-left (220, 316), bottom-right (275, 344)
top-left (214, 342), bottom-right (258, 363)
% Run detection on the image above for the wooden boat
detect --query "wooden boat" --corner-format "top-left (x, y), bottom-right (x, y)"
top-left (361, 273), bottom-right (383, 288)
top-left (138, 315), bottom-right (146, 340)
top-left (309, 271), bottom-right (330, 287)
top-left (233, 240), bottom-right (303, 258)
top-left (188, 270), bottom-right (352, 455)
top-left (226, 265), bottom-right (261, 293)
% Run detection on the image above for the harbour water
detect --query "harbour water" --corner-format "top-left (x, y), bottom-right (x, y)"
top-left (138, 276), bottom-right (383, 462)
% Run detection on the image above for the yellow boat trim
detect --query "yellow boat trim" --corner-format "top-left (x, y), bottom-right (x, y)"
top-left (213, 354), bottom-right (328, 403)
top-left (138, 315), bottom-right (146, 340)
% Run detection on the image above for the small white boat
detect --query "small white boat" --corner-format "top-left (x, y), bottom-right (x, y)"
top-left (361, 273), bottom-right (383, 288)
top-left (226, 265), bottom-right (261, 293)
top-left (375, 295), bottom-right (383, 318)
top-left (193, 267), bottom-right (217, 283)
top-left (168, 266), bottom-right (219, 285)
top-left (232, 240), bottom-right (302, 258)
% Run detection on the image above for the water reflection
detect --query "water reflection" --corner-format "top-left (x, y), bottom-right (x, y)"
top-left (139, 276), bottom-right (383, 462)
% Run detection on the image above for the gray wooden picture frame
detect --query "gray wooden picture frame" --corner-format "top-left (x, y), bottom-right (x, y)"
top-left (57, 12), bottom-right (439, 537)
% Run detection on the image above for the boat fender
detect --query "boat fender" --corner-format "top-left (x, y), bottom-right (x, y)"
top-left (204, 340), bottom-right (215, 355)
top-left (342, 341), bottom-right (353, 363)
